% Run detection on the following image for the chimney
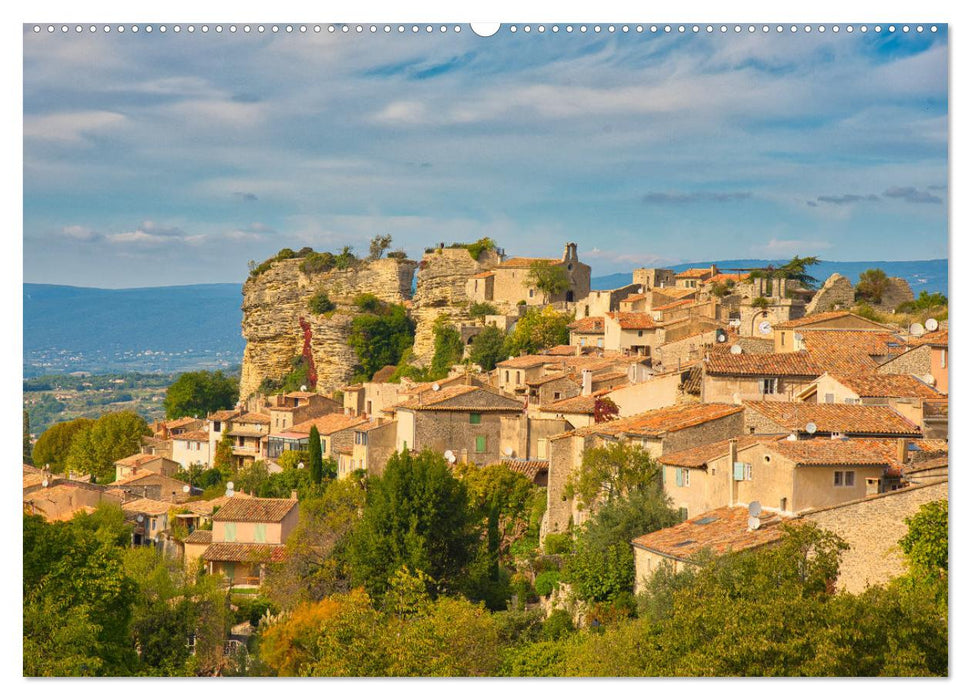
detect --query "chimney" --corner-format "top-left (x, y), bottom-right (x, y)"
top-left (581, 369), bottom-right (593, 396)
top-left (291, 490), bottom-right (298, 500)
top-left (897, 438), bottom-right (908, 466)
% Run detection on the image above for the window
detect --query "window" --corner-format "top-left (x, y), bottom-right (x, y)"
top-left (537, 439), bottom-right (548, 459)
top-left (553, 392), bottom-right (561, 400)
top-left (834, 471), bottom-right (843, 486)
top-left (469, 412), bottom-right (482, 425)
top-left (224, 523), bottom-right (236, 542)
top-left (780, 497), bottom-right (788, 512)
top-left (475, 435), bottom-right (486, 453)
top-left (254, 523), bottom-right (266, 543)
top-left (675, 468), bottom-right (690, 487)
top-left (505, 371), bottom-right (510, 383)
top-left (781, 332), bottom-right (786, 347)
top-left (845, 471), bottom-right (855, 486)
top-left (733, 462), bottom-right (753, 481)
top-left (638, 330), bottom-right (644, 337)
top-left (760, 378), bottom-right (778, 395)
top-left (678, 507), bottom-right (688, 521)
top-left (529, 289), bottom-right (535, 298)
top-left (824, 393), bottom-right (835, 404)
top-left (213, 421), bottom-right (221, 432)
top-left (597, 338), bottom-right (603, 348)
top-left (580, 338), bottom-right (586, 347)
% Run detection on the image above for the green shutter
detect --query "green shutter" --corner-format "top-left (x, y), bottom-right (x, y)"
top-left (224, 523), bottom-right (236, 542)
top-left (470, 412), bottom-right (482, 425)
top-left (475, 435), bottom-right (486, 453)
top-left (254, 523), bottom-right (266, 543)
top-left (675, 469), bottom-right (684, 487)
top-left (733, 462), bottom-right (746, 481)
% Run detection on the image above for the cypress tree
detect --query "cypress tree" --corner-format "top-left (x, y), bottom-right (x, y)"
top-left (308, 425), bottom-right (323, 484)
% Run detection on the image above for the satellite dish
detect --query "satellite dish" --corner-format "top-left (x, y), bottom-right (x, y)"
top-left (444, 449), bottom-right (455, 463)
top-left (758, 320), bottom-right (773, 335)
top-left (716, 331), bottom-right (727, 343)
top-left (909, 323), bottom-right (925, 337)
top-left (748, 516), bottom-right (761, 531)
top-left (226, 489), bottom-right (235, 497)
top-left (432, 383), bottom-right (441, 391)
top-left (297, 462), bottom-right (305, 469)
top-left (300, 385), bottom-right (308, 392)
top-left (925, 318), bottom-right (939, 332)
top-left (136, 514), bottom-right (144, 523)
top-left (805, 422), bottom-right (818, 435)
top-left (730, 344), bottom-right (743, 355)
top-left (729, 318), bottom-right (741, 328)
top-left (182, 484), bottom-right (191, 493)
top-left (503, 446), bottom-right (514, 457)
top-left (793, 332), bottom-right (803, 342)
top-left (748, 501), bottom-right (762, 517)
top-left (637, 286), bottom-right (644, 294)
top-left (922, 374), bottom-right (936, 386)
top-left (226, 481), bottom-right (235, 490)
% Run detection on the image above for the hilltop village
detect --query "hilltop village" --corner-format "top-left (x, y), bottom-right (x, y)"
top-left (24, 238), bottom-right (949, 676)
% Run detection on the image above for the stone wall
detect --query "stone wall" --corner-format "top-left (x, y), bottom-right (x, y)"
top-left (877, 344), bottom-right (932, 377)
top-left (411, 247), bottom-right (499, 364)
top-left (802, 480), bottom-right (947, 593)
top-left (239, 256), bottom-right (418, 399)
top-left (805, 273), bottom-right (855, 315)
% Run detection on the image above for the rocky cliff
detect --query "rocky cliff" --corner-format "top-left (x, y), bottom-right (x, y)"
top-left (805, 273), bottom-right (855, 315)
top-left (239, 257), bottom-right (418, 399)
top-left (410, 247), bottom-right (498, 363)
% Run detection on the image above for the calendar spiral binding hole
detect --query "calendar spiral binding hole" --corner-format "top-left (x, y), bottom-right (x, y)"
top-left (31, 24), bottom-right (939, 35)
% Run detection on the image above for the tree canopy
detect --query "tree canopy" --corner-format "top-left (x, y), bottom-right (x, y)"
top-left (526, 261), bottom-right (571, 302)
top-left (856, 268), bottom-right (890, 303)
top-left (469, 325), bottom-right (506, 372)
top-left (163, 370), bottom-right (238, 420)
top-left (503, 307), bottom-right (572, 356)
top-left (347, 301), bottom-right (415, 381)
top-left (64, 411), bottom-right (151, 483)
top-left (31, 416), bottom-right (95, 473)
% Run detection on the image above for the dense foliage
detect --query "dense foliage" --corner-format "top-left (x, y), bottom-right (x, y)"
top-left (64, 411), bottom-right (151, 483)
top-left (856, 268), bottom-right (891, 303)
top-left (164, 370), bottom-right (238, 420)
top-left (526, 261), bottom-right (571, 302)
top-left (307, 291), bottom-right (336, 315)
top-left (31, 416), bottom-right (95, 473)
top-left (429, 315), bottom-right (465, 378)
top-left (347, 299), bottom-right (415, 381)
top-left (469, 325), bottom-right (506, 371)
top-left (503, 307), bottom-right (572, 356)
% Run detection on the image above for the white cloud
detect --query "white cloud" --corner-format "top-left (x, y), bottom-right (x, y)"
top-left (59, 225), bottom-right (100, 241)
top-left (757, 238), bottom-right (833, 256)
top-left (23, 110), bottom-right (126, 144)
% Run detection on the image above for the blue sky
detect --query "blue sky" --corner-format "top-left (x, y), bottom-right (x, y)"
top-left (23, 24), bottom-right (948, 287)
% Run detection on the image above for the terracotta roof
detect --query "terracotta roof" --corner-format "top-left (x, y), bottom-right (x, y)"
top-left (110, 471), bottom-right (186, 487)
top-left (798, 330), bottom-right (905, 374)
top-left (541, 390), bottom-right (612, 415)
top-left (655, 287), bottom-right (699, 300)
top-left (829, 373), bottom-right (942, 399)
top-left (500, 459), bottom-right (550, 480)
top-left (632, 506), bottom-right (787, 561)
top-left (680, 365), bottom-right (703, 395)
top-left (115, 453), bottom-right (167, 467)
top-left (622, 293), bottom-right (647, 302)
top-left (652, 299), bottom-right (693, 312)
top-left (707, 273), bottom-right (745, 285)
top-left (675, 267), bottom-right (715, 279)
top-left (234, 412), bottom-right (271, 425)
top-left (121, 497), bottom-right (173, 516)
top-left (497, 355), bottom-right (549, 369)
top-left (760, 438), bottom-right (899, 467)
top-left (470, 271), bottom-right (495, 279)
top-left (211, 496), bottom-right (297, 523)
top-left (742, 401), bottom-right (921, 436)
top-left (568, 316), bottom-right (605, 333)
top-left (591, 370), bottom-right (629, 384)
top-left (543, 345), bottom-right (583, 356)
top-left (173, 430), bottom-right (209, 442)
top-left (774, 311), bottom-right (890, 330)
top-left (202, 542), bottom-right (287, 563)
top-left (660, 435), bottom-right (777, 468)
top-left (525, 372), bottom-right (576, 388)
top-left (566, 403), bottom-right (744, 438)
top-left (284, 391), bottom-right (318, 399)
top-left (606, 312), bottom-right (658, 330)
top-left (371, 365), bottom-right (397, 383)
top-left (189, 492), bottom-right (253, 514)
top-left (208, 409), bottom-right (242, 421)
top-left (355, 419), bottom-right (395, 433)
top-left (705, 352), bottom-right (821, 377)
top-left (165, 417), bottom-right (201, 430)
top-left (497, 257), bottom-right (559, 268)
top-left (914, 329), bottom-right (948, 347)
top-left (184, 529), bottom-right (213, 544)
top-left (289, 413), bottom-right (368, 436)
top-left (395, 385), bottom-right (523, 412)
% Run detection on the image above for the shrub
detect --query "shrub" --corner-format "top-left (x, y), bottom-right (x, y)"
top-left (300, 251), bottom-right (336, 275)
top-left (353, 293), bottom-right (383, 313)
top-left (469, 302), bottom-right (499, 320)
top-left (465, 237), bottom-right (496, 261)
top-left (534, 570), bottom-right (561, 598)
top-left (543, 533), bottom-right (572, 555)
top-left (387, 250), bottom-right (408, 260)
top-left (542, 609), bottom-right (575, 641)
top-left (308, 291), bottom-right (336, 315)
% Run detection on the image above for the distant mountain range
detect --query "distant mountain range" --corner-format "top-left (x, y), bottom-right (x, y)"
top-left (24, 258), bottom-right (947, 376)
top-left (591, 259), bottom-right (948, 295)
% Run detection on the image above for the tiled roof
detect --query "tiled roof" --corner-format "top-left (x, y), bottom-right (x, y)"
top-left (284, 391), bottom-right (318, 399)
top-left (497, 257), bottom-right (559, 268)
top-left (621, 293), bottom-right (647, 302)
top-left (774, 311), bottom-right (890, 330)
top-left (234, 412), bottom-right (271, 424)
top-left (632, 506), bottom-right (787, 561)
top-left (355, 419), bottom-right (395, 433)
top-left (652, 299), bottom-right (693, 312)
top-left (208, 409), bottom-right (242, 421)
top-left (110, 471), bottom-right (185, 487)
top-left (121, 497), bottom-right (174, 516)
top-left (675, 267), bottom-right (714, 279)
top-left (655, 287), bottom-right (699, 300)
top-left (568, 316), bottom-right (605, 333)
top-left (525, 372), bottom-right (575, 388)
top-left (187, 492), bottom-right (253, 515)
top-left (543, 345), bottom-right (583, 356)
top-left (173, 430), bottom-right (209, 442)
top-left (289, 413), bottom-right (368, 436)
top-left (497, 355), bottom-right (549, 369)
top-left (184, 529), bottom-right (213, 544)
top-left (914, 329), bottom-right (948, 347)
top-left (705, 352), bottom-right (821, 377)
top-left (606, 312), bottom-right (657, 330)
top-left (742, 401), bottom-right (921, 436)
top-left (371, 365), bottom-right (398, 383)
top-left (660, 435), bottom-right (777, 468)
top-left (165, 417), bottom-right (201, 430)
top-left (762, 438), bottom-right (900, 466)
top-left (115, 453), bottom-right (165, 467)
top-left (211, 496), bottom-right (297, 523)
top-left (707, 273), bottom-right (746, 285)
top-left (202, 542), bottom-right (287, 563)
top-left (830, 373), bottom-right (942, 399)
top-left (500, 459), bottom-right (550, 480)
top-left (541, 390), bottom-right (611, 415)
top-left (567, 403), bottom-right (743, 438)
top-left (470, 271), bottom-right (495, 279)
top-left (680, 365), bottom-right (703, 395)
top-left (591, 370), bottom-right (629, 384)
top-left (395, 385), bottom-right (523, 412)
top-left (798, 331), bottom-right (904, 374)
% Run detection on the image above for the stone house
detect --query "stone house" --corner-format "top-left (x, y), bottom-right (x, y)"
top-left (568, 316), bottom-right (605, 349)
top-left (526, 372), bottom-right (581, 409)
top-left (632, 267), bottom-right (677, 291)
top-left (201, 496), bottom-right (299, 588)
top-left (121, 497), bottom-right (174, 546)
top-left (465, 243), bottom-right (591, 309)
top-left (618, 293), bottom-right (649, 313)
top-left (338, 419), bottom-right (397, 478)
top-left (674, 265), bottom-right (718, 289)
top-left (796, 372), bottom-right (942, 427)
top-left (392, 384), bottom-right (526, 465)
top-left (878, 329), bottom-right (948, 394)
top-left (603, 312), bottom-right (664, 357)
top-left (773, 311), bottom-right (891, 353)
top-left (267, 412), bottom-right (369, 461)
top-left (109, 470), bottom-right (193, 503)
top-left (226, 413), bottom-right (271, 468)
top-left (702, 351), bottom-right (820, 403)
top-left (741, 401), bottom-right (923, 438)
top-left (266, 391), bottom-right (340, 432)
top-left (150, 416), bottom-right (204, 439)
top-left (171, 429), bottom-right (211, 469)
top-left (206, 408), bottom-right (245, 464)
top-left (114, 453), bottom-right (181, 482)
top-left (23, 475), bottom-right (122, 522)
top-left (496, 356), bottom-right (549, 394)
top-left (543, 403), bottom-right (745, 535)
top-left (632, 505), bottom-right (787, 594)
top-left (575, 284), bottom-right (640, 319)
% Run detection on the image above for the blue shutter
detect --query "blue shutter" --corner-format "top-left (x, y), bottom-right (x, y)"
top-left (734, 462), bottom-right (746, 481)
top-left (675, 469), bottom-right (684, 487)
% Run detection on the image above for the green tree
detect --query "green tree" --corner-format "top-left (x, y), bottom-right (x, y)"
top-left (308, 425), bottom-right (324, 484)
top-left (465, 237), bottom-right (496, 261)
top-left (527, 261), bottom-right (571, 302)
top-left (163, 370), bottom-right (238, 420)
top-left (469, 325), bottom-right (506, 371)
top-left (898, 499), bottom-right (948, 613)
top-left (566, 442), bottom-right (662, 510)
top-left (334, 245), bottom-right (357, 270)
top-left (347, 302), bottom-right (415, 381)
top-left (307, 291), bottom-right (336, 314)
top-left (213, 431), bottom-right (234, 472)
top-left (429, 315), bottom-right (464, 378)
top-left (504, 307), bottom-right (572, 356)
top-left (64, 411), bottom-right (151, 483)
top-left (897, 290), bottom-right (948, 313)
top-left (368, 234), bottom-right (393, 260)
top-left (31, 416), bottom-right (95, 473)
top-left (856, 268), bottom-right (890, 303)
top-left (299, 251), bottom-right (336, 275)
top-left (348, 450), bottom-right (477, 600)
top-left (469, 301), bottom-right (499, 320)
top-left (775, 255), bottom-right (820, 287)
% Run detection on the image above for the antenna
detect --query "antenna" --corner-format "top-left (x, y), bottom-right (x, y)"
top-left (805, 422), bottom-right (817, 435)
top-left (748, 501), bottom-right (762, 517)
top-left (909, 322), bottom-right (925, 337)
top-left (730, 344), bottom-right (743, 355)
top-left (925, 318), bottom-right (939, 332)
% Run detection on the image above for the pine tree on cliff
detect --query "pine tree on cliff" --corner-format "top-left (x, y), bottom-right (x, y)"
top-left (308, 425), bottom-right (324, 484)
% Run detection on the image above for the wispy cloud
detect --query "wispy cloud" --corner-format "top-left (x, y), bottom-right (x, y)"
top-left (883, 186), bottom-right (943, 204)
top-left (23, 110), bottom-right (126, 144)
top-left (106, 221), bottom-right (202, 247)
top-left (756, 238), bottom-right (833, 256)
top-left (814, 194), bottom-right (880, 205)
top-left (642, 191), bottom-right (752, 205)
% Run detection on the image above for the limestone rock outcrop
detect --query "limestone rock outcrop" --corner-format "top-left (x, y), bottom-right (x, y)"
top-left (873, 277), bottom-right (915, 313)
top-left (239, 257), bottom-right (417, 399)
top-left (805, 274), bottom-right (855, 315)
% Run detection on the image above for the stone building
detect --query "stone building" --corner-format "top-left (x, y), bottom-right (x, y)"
top-left (266, 391), bottom-right (341, 432)
top-left (632, 267), bottom-right (677, 290)
top-left (741, 401), bottom-right (923, 438)
top-left (465, 243), bottom-right (591, 309)
top-left (339, 419), bottom-right (398, 478)
top-left (701, 351), bottom-right (821, 403)
top-left (878, 329), bottom-right (948, 394)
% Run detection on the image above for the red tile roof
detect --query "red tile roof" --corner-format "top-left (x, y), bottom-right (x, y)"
top-left (396, 385), bottom-right (523, 412)
top-left (497, 355), bottom-right (550, 369)
top-left (499, 459), bottom-right (550, 480)
top-left (705, 351), bottom-right (821, 377)
top-left (202, 542), bottom-right (287, 563)
top-left (208, 409), bottom-right (242, 421)
top-left (829, 373), bottom-right (942, 399)
top-left (632, 506), bottom-right (787, 561)
top-left (290, 413), bottom-right (368, 436)
top-left (211, 496), bottom-right (297, 523)
top-left (914, 329), bottom-right (948, 347)
top-left (114, 453), bottom-right (167, 467)
top-left (652, 299), bottom-right (693, 312)
top-left (568, 316), bottom-right (605, 333)
top-left (567, 403), bottom-right (743, 438)
top-left (234, 412), bottom-right (271, 425)
top-left (760, 438), bottom-right (900, 466)
top-left (121, 497), bottom-right (174, 516)
top-left (660, 435), bottom-right (777, 468)
top-left (774, 311), bottom-right (890, 330)
top-left (675, 267), bottom-right (715, 279)
top-left (184, 530), bottom-right (213, 545)
top-left (742, 401), bottom-right (921, 436)
top-left (606, 312), bottom-right (658, 330)
top-left (173, 430), bottom-right (209, 442)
